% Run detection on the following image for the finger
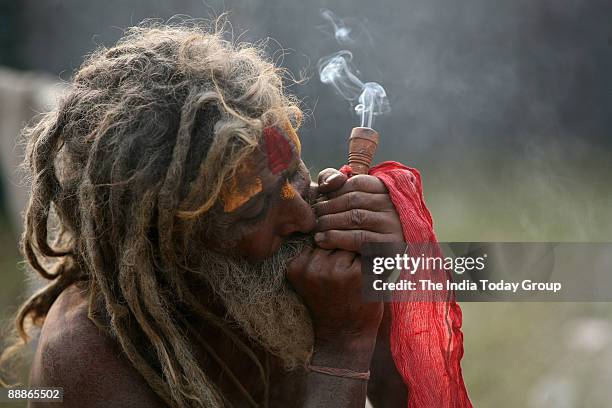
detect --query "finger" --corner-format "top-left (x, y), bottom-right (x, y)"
top-left (313, 192), bottom-right (393, 216)
top-left (318, 168), bottom-right (342, 184)
top-left (317, 168), bottom-right (348, 195)
top-left (350, 256), bottom-right (363, 275)
top-left (314, 230), bottom-right (391, 252)
top-left (331, 249), bottom-right (358, 268)
top-left (309, 247), bottom-right (334, 262)
top-left (326, 175), bottom-right (387, 199)
top-left (308, 248), bottom-right (335, 276)
top-left (317, 209), bottom-right (393, 232)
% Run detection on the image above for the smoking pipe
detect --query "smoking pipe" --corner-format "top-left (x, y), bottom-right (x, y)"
top-left (347, 126), bottom-right (379, 175)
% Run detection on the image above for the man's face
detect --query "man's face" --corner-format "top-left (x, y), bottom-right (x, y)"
top-left (211, 124), bottom-right (316, 260)
top-left (193, 123), bottom-right (316, 366)
top-left (234, 160), bottom-right (313, 259)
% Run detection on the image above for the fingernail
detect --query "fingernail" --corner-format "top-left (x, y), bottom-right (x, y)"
top-left (325, 173), bottom-right (341, 184)
top-left (314, 232), bottom-right (325, 243)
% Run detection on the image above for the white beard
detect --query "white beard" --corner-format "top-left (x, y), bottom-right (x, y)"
top-left (198, 237), bottom-right (314, 369)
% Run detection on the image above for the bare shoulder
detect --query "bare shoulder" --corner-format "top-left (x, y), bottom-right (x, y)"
top-left (29, 284), bottom-right (167, 408)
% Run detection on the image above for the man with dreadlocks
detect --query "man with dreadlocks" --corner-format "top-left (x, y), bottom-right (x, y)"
top-left (1, 23), bottom-right (469, 408)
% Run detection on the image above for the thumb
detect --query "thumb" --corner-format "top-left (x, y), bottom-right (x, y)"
top-left (317, 168), bottom-right (348, 195)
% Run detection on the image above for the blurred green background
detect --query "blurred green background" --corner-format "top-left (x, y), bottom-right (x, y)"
top-left (1, 1), bottom-right (612, 407)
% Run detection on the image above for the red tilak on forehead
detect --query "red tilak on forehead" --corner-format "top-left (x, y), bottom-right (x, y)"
top-left (263, 126), bottom-right (294, 174)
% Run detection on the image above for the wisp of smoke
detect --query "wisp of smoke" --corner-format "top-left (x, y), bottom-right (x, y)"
top-left (319, 50), bottom-right (363, 99)
top-left (318, 50), bottom-right (390, 128)
top-left (319, 9), bottom-right (374, 47)
top-left (321, 9), bottom-right (353, 44)
top-left (356, 82), bottom-right (391, 128)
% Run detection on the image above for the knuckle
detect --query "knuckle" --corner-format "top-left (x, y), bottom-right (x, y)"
top-left (315, 201), bottom-right (329, 215)
top-left (344, 191), bottom-right (352, 210)
top-left (359, 230), bottom-right (367, 244)
top-left (349, 176), bottom-right (366, 190)
top-left (353, 230), bottom-right (366, 250)
top-left (346, 191), bottom-right (361, 209)
top-left (332, 260), bottom-right (345, 274)
top-left (333, 256), bottom-right (352, 275)
top-left (349, 209), bottom-right (366, 226)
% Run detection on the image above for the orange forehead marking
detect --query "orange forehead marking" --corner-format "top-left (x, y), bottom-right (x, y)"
top-left (220, 157), bottom-right (263, 213)
top-left (222, 176), bottom-right (263, 213)
top-left (280, 180), bottom-right (296, 200)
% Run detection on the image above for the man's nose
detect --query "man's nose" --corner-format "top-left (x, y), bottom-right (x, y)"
top-left (279, 195), bottom-right (316, 236)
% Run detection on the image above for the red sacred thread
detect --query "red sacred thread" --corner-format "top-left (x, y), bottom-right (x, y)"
top-left (306, 364), bottom-right (371, 380)
top-left (340, 161), bottom-right (473, 408)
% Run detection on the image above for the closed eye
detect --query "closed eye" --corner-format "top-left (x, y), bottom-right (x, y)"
top-left (238, 195), bottom-right (269, 222)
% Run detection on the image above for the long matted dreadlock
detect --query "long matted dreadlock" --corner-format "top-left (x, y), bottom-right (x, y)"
top-left (0, 21), bottom-right (302, 407)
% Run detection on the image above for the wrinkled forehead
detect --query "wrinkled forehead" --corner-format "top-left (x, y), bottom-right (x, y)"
top-left (220, 121), bottom-right (302, 213)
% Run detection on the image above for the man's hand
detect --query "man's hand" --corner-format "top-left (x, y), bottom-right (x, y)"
top-left (287, 247), bottom-right (383, 350)
top-left (287, 247), bottom-right (383, 407)
top-left (313, 168), bottom-right (404, 252)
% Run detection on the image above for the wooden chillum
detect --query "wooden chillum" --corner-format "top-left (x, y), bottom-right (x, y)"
top-left (347, 127), bottom-right (379, 175)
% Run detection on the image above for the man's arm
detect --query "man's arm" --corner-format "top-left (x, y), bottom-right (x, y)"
top-left (287, 248), bottom-right (383, 408)
top-left (311, 168), bottom-right (409, 407)
top-left (302, 335), bottom-right (374, 408)
top-left (367, 304), bottom-right (409, 407)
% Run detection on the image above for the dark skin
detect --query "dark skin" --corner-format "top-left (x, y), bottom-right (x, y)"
top-left (29, 160), bottom-right (408, 407)
top-left (287, 168), bottom-right (408, 408)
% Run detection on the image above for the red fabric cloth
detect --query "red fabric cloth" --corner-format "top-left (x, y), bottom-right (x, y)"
top-left (340, 162), bottom-right (472, 408)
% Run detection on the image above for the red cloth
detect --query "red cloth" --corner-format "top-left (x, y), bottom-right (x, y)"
top-left (340, 162), bottom-right (472, 408)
